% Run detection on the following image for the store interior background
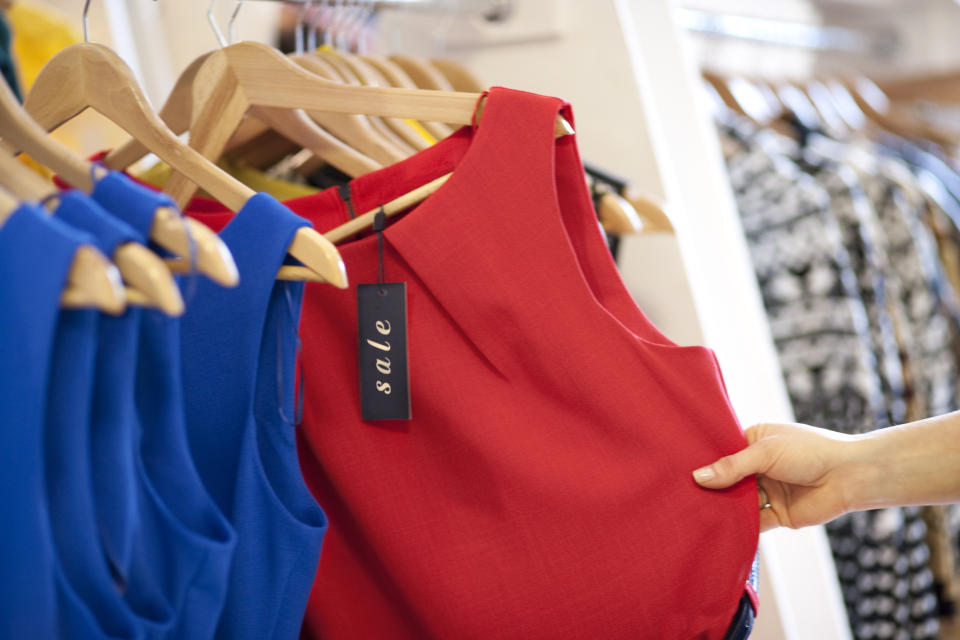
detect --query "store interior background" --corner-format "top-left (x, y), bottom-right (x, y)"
top-left (19, 1), bottom-right (960, 638)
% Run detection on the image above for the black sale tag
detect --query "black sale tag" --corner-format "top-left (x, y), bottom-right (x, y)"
top-left (358, 283), bottom-right (410, 421)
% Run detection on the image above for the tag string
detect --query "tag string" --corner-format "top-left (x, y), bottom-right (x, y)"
top-left (277, 283), bottom-right (305, 427)
top-left (373, 207), bottom-right (387, 294)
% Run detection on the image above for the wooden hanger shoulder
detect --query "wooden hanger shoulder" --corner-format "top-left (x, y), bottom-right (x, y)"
top-left (430, 59), bottom-right (485, 93)
top-left (319, 50), bottom-right (430, 151)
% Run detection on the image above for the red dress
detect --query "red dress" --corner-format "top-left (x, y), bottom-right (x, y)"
top-left (187, 87), bottom-right (758, 639)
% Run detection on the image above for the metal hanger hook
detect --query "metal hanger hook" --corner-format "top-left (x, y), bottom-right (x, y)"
top-left (82, 0), bottom-right (92, 43)
top-left (309, 0), bottom-right (330, 51)
top-left (228, 0), bottom-right (245, 45)
top-left (207, 0), bottom-right (228, 48)
top-left (295, 0), bottom-right (313, 54)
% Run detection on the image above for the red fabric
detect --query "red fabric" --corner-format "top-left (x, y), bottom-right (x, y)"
top-left (186, 87), bottom-right (758, 639)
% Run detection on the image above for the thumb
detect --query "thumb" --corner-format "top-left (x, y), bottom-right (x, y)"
top-left (692, 442), bottom-right (769, 489)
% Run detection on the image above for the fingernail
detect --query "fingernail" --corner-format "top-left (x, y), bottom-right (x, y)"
top-left (693, 466), bottom-right (715, 483)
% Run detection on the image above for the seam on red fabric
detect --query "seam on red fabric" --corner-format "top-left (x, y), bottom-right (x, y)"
top-left (472, 90), bottom-right (490, 131)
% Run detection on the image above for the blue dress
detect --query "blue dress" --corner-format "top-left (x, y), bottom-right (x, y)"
top-left (180, 194), bottom-right (327, 640)
top-left (54, 191), bottom-right (143, 583)
top-left (89, 176), bottom-right (236, 639)
top-left (0, 204), bottom-right (85, 638)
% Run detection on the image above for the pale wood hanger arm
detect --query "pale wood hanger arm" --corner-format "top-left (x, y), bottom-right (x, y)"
top-left (361, 55), bottom-right (453, 140)
top-left (0, 186), bottom-right (126, 313)
top-left (0, 152), bottom-right (184, 314)
top-left (25, 43), bottom-right (344, 287)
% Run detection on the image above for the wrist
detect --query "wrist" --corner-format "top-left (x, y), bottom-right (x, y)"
top-left (835, 434), bottom-right (889, 513)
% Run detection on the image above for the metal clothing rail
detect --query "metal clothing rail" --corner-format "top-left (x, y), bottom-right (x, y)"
top-left (674, 8), bottom-right (900, 59)
top-left (255, 0), bottom-right (514, 22)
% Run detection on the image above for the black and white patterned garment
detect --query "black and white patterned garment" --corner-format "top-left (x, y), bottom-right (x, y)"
top-left (859, 158), bottom-right (960, 631)
top-left (718, 122), bottom-right (885, 432)
top-left (855, 155), bottom-right (960, 421)
top-left (795, 146), bottom-right (907, 426)
top-left (717, 117), bottom-right (940, 640)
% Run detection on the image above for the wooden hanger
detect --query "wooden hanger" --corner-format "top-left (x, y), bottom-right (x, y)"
top-left (0, 151), bottom-right (184, 314)
top-left (6, 50), bottom-right (238, 288)
top-left (702, 71), bottom-right (748, 118)
top-left (325, 174), bottom-right (450, 244)
top-left (105, 51), bottom-right (213, 169)
top-left (596, 191), bottom-right (642, 235)
top-left (773, 81), bottom-right (824, 131)
top-left (292, 53), bottom-right (409, 165)
top-left (178, 42), bottom-right (574, 135)
top-left (583, 163), bottom-right (672, 235)
top-left (157, 45), bottom-right (393, 205)
top-left (23, 42), bottom-right (346, 288)
top-left (317, 49), bottom-right (430, 152)
top-left (876, 70), bottom-right (960, 104)
top-left (163, 41), bottom-right (572, 139)
top-left (319, 166), bottom-right (656, 244)
top-left (105, 51), bottom-right (380, 179)
top-left (843, 76), bottom-right (955, 146)
top-left (799, 80), bottom-right (850, 138)
top-left (0, 73), bottom-right (184, 310)
top-left (429, 59), bottom-right (485, 93)
top-left (0, 185), bottom-right (127, 313)
top-left (155, 40), bottom-right (572, 202)
top-left (361, 55), bottom-right (453, 140)
top-left (315, 50), bottom-right (418, 155)
top-left (726, 77), bottom-right (779, 125)
top-left (0, 66), bottom-right (94, 191)
top-left (623, 190), bottom-right (673, 234)
top-left (388, 54), bottom-right (455, 92)
top-left (387, 54), bottom-right (461, 129)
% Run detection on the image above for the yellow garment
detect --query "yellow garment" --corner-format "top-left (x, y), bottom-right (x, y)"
top-left (7, 2), bottom-right (79, 91)
top-left (405, 119), bottom-right (437, 145)
top-left (137, 157), bottom-right (322, 202)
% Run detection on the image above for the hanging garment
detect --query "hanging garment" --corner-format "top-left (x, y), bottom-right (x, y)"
top-left (0, 10), bottom-right (20, 101)
top-left (187, 87), bottom-right (759, 639)
top-left (53, 191), bottom-right (143, 585)
top-left (717, 116), bottom-right (941, 640)
top-left (179, 193), bottom-right (327, 640)
top-left (0, 204), bottom-right (87, 639)
top-left (88, 175), bottom-right (237, 640)
top-left (136, 157), bottom-right (322, 202)
top-left (795, 149), bottom-right (907, 426)
top-left (45, 197), bottom-right (143, 639)
top-left (90, 170), bottom-right (177, 240)
top-left (718, 119), bottom-right (886, 434)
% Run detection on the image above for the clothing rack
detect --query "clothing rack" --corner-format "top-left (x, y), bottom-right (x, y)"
top-left (252, 0), bottom-right (514, 22)
top-left (675, 8), bottom-right (900, 60)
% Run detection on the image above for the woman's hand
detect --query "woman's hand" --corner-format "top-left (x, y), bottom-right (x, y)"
top-left (692, 422), bottom-right (863, 532)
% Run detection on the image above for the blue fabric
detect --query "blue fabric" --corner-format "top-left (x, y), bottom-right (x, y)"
top-left (45, 300), bottom-right (144, 639)
top-left (55, 190), bottom-right (143, 255)
top-left (134, 310), bottom-right (235, 640)
top-left (0, 205), bottom-right (82, 638)
top-left (91, 171), bottom-right (177, 240)
top-left (88, 186), bottom-right (236, 640)
top-left (54, 192), bottom-right (144, 584)
top-left (88, 308), bottom-right (142, 592)
top-left (181, 193), bottom-right (327, 640)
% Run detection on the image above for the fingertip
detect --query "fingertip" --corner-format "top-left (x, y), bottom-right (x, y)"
top-left (692, 466), bottom-right (716, 485)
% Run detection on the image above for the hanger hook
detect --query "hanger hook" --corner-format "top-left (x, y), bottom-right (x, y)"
top-left (307, 0), bottom-right (332, 52)
top-left (207, 0), bottom-right (228, 48)
top-left (295, 0), bottom-right (312, 54)
top-left (82, 0), bottom-right (92, 43)
top-left (228, 0), bottom-right (244, 45)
